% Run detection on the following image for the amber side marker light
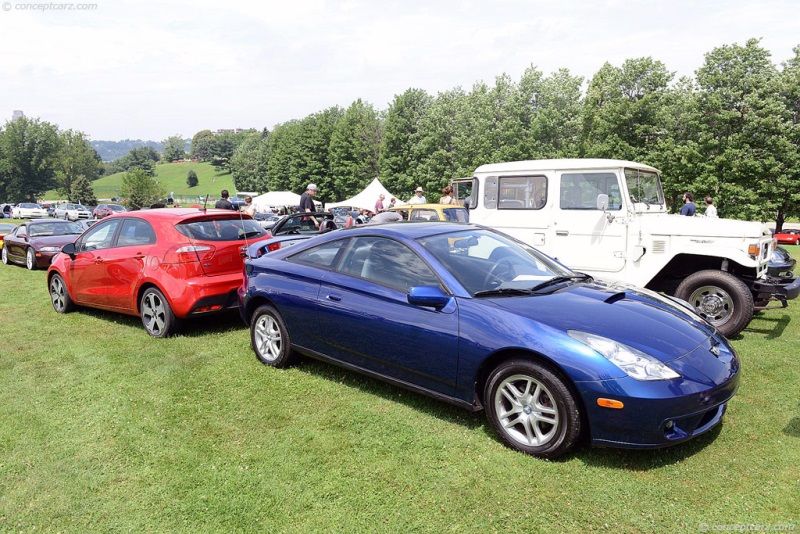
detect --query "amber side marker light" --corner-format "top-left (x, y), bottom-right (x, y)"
top-left (597, 398), bottom-right (625, 409)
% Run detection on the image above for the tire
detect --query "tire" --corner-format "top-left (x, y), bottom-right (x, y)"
top-left (484, 358), bottom-right (581, 459)
top-left (1, 247), bottom-right (8, 265)
top-left (140, 287), bottom-right (177, 338)
top-left (251, 304), bottom-right (296, 368)
top-left (674, 269), bottom-right (754, 338)
top-left (26, 248), bottom-right (37, 270)
top-left (49, 273), bottom-right (75, 313)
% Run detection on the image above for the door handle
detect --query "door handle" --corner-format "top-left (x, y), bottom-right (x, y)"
top-left (134, 254), bottom-right (146, 260)
top-left (94, 257), bottom-right (104, 264)
top-left (556, 230), bottom-right (569, 236)
top-left (326, 294), bottom-right (342, 302)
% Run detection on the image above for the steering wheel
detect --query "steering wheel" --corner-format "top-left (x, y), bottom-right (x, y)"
top-left (483, 258), bottom-right (516, 289)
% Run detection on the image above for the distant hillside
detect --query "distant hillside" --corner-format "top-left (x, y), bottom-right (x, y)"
top-left (90, 139), bottom-right (164, 162)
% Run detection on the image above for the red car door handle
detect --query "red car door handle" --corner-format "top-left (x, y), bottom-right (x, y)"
top-left (94, 258), bottom-right (104, 264)
top-left (134, 254), bottom-right (146, 260)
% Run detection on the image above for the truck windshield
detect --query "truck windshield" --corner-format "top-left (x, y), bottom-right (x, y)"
top-left (625, 168), bottom-right (664, 205)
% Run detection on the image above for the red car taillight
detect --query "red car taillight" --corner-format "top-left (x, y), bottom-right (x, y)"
top-left (163, 244), bottom-right (216, 264)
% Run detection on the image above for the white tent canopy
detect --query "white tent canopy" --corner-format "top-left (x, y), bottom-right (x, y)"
top-left (251, 191), bottom-right (302, 212)
top-left (327, 178), bottom-right (401, 212)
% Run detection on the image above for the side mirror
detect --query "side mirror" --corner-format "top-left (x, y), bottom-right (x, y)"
top-left (596, 194), bottom-right (615, 223)
top-left (61, 242), bottom-right (76, 260)
top-left (407, 286), bottom-right (451, 309)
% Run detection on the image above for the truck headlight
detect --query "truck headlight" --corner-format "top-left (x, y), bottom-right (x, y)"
top-left (568, 330), bottom-right (680, 381)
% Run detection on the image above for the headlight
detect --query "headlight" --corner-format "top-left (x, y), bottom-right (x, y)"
top-left (39, 246), bottom-right (61, 252)
top-left (568, 330), bottom-right (680, 381)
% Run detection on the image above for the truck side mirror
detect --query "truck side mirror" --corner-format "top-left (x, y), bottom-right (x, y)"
top-left (596, 194), bottom-right (615, 223)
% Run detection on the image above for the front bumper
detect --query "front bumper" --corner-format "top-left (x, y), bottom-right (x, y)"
top-left (753, 276), bottom-right (800, 310)
top-left (577, 342), bottom-right (740, 448)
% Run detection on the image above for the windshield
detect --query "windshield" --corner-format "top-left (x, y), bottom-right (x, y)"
top-left (29, 221), bottom-right (84, 237)
top-left (625, 168), bottom-right (664, 205)
top-left (419, 228), bottom-right (576, 296)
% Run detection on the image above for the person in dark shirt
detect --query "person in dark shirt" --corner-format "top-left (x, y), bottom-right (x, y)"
top-left (680, 192), bottom-right (696, 216)
top-left (299, 184), bottom-right (319, 227)
top-left (215, 189), bottom-right (235, 210)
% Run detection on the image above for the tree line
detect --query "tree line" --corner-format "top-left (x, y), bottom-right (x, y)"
top-left (221, 38), bottom-right (799, 229)
top-left (2, 38), bottom-right (798, 228)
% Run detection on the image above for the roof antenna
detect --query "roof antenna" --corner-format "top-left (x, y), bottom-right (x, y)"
top-left (202, 194), bottom-right (209, 212)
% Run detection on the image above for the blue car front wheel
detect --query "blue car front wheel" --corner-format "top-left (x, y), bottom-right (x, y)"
top-left (485, 358), bottom-right (582, 459)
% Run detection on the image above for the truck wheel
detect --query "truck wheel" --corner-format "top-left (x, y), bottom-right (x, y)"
top-left (675, 270), bottom-right (754, 338)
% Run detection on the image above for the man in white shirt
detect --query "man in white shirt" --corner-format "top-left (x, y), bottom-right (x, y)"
top-left (407, 187), bottom-right (427, 205)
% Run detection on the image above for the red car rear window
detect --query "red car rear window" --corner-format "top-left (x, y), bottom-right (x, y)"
top-left (175, 217), bottom-right (267, 242)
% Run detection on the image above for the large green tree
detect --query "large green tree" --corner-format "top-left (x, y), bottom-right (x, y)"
top-left (119, 168), bottom-right (165, 210)
top-left (580, 57), bottom-right (674, 161)
top-left (693, 38), bottom-right (796, 222)
top-left (0, 116), bottom-right (62, 202)
top-left (230, 133), bottom-right (270, 193)
top-left (191, 130), bottom-right (216, 160)
top-left (162, 135), bottom-right (187, 162)
top-left (57, 129), bottom-right (103, 198)
top-left (328, 99), bottom-right (382, 203)
top-left (379, 88), bottom-right (432, 195)
top-left (69, 175), bottom-right (97, 205)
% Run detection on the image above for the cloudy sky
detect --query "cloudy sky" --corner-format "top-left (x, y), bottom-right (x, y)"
top-left (1, 0), bottom-right (797, 141)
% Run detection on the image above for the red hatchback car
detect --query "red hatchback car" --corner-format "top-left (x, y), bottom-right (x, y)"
top-left (47, 208), bottom-right (271, 337)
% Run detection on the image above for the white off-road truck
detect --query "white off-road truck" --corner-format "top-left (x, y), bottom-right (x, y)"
top-left (452, 159), bottom-right (799, 338)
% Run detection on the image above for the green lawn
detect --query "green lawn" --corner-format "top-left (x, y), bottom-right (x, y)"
top-left (0, 247), bottom-right (798, 531)
top-left (44, 162), bottom-right (238, 204)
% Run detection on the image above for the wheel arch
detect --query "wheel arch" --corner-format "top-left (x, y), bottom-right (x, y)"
top-left (242, 294), bottom-right (278, 326)
top-left (645, 253), bottom-right (758, 295)
top-left (135, 281), bottom-right (171, 314)
top-left (473, 349), bottom-right (588, 424)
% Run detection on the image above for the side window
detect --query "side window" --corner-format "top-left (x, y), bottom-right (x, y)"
top-left (339, 237), bottom-right (440, 292)
top-left (483, 176), bottom-right (498, 209)
top-left (498, 176), bottom-right (548, 210)
top-left (78, 220), bottom-right (120, 252)
top-left (560, 172), bottom-right (621, 210)
top-left (16, 225), bottom-right (27, 237)
top-left (118, 219), bottom-right (156, 247)
top-left (453, 178), bottom-right (479, 211)
top-left (410, 209), bottom-right (438, 221)
top-left (287, 239), bottom-right (347, 269)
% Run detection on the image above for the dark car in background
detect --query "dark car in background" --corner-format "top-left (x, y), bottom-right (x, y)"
top-left (47, 208), bottom-right (272, 337)
top-left (1, 219), bottom-right (84, 270)
top-left (768, 245), bottom-right (796, 278)
top-left (93, 203), bottom-right (128, 219)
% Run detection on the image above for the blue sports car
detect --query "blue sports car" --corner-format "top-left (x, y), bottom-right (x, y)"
top-left (238, 222), bottom-right (740, 459)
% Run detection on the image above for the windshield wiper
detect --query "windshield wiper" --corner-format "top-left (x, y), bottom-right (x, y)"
top-left (474, 288), bottom-right (532, 298)
top-left (530, 273), bottom-right (593, 292)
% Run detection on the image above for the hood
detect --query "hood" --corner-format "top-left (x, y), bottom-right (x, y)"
top-left (639, 213), bottom-right (770, 239)
top-left (488, 280), bottom-right (715, 363)
top-left (32, 234), bottom-right (81, 247)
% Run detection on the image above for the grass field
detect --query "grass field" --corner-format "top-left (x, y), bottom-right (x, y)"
top-left (0, 246), bottom-right (798, 531)
top-left (44, 162), bottom-right (238, 203)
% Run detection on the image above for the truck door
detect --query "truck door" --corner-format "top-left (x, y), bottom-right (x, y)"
top-left (549, 171), bottom-right (627, 273)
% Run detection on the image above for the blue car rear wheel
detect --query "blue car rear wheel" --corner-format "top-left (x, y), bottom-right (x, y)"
top-left (251, 305), bottom-right (296, 368)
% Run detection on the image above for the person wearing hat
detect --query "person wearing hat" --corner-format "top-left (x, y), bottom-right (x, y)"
top-left (300, 183), bottom-right (319, 227)
top-left (408, 186), bottom-right (427, 205)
